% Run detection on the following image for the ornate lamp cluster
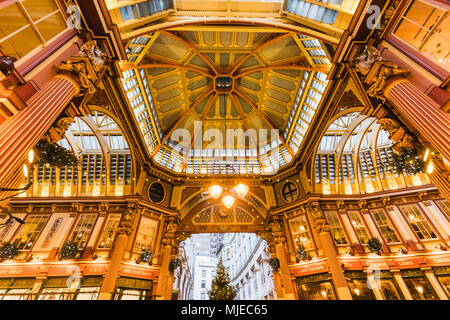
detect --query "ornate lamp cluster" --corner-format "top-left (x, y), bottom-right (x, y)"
top-left (207, 183), bottom-right (249, 209)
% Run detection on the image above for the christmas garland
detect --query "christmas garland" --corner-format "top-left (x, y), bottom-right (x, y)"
top-left (0, 242), bottom-right (18, 260)
top-left (169, 258), bottom-right (181, 273)
top-left (268, 258), bottom-right (280, 271)
top-left (34, 139), bottom-right (79, 168)
top-left (297, 247), bottom-right (312, 261)
top-left (367, 238), bottom-right (382, 255)
top-left (139, 249), bottom-right (152, 263)
top-left (60, 241), bottom-right (78, 260)
top-left (387, 147), bottom-right (425, 175)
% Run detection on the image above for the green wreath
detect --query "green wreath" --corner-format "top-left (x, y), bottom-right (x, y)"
top-left (60, 241), bottom-right (78, 260)
top-left (139, 249), bottom-right (152, 263)
top-left (169, 258), bottom-right (181, 273)
top-left (0, 242), bottom-right (18, 260)
top-left (367, 238), bottom-right (382, 255)
top-left (269, 258), bottom-right (280, 271)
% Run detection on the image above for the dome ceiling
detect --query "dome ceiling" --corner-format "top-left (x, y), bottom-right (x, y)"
top-left (122, 26), bottom-right (331, 175)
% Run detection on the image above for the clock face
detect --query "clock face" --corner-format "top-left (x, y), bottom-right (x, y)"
top-left (148, 182), bottom-right (165, 203)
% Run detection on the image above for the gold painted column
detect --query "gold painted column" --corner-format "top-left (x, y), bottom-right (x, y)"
top-left (266, 218), bottom-right (295, 300)
top-left (307, 202), bottom-right (353, 300)
top-left (384, 79), bottom-right (450, 163)
top-left (0, 57), bottom-right (97, 201)
top-left (354, 47), bottom-right (450, 199)
top-left (155, 219), bottom-right (180, 300)
top-left (98, 207), bottom-right (136, 300)
top-left (156, 243), bottom-right (173, 300)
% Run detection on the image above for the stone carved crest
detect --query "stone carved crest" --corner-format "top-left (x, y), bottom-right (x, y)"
top-left (57, 60), bottom-right (96, 95)
top-left (79, 40), bottom-right (106, 69)
top-left (353, 46), bottom-right (409, 100)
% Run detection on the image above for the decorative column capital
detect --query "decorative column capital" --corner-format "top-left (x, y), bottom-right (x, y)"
top-left (352, 46), bottom-right (409, 101)
top-left (305, 201), bottom-right (330, 234)
top-left (117, 206), bottom-right (138, 236)
top-left (98, 202), bottom-right (110, 217)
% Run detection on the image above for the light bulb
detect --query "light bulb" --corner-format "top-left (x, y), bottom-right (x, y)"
top-left (321, 290), bottom-right (327, 298)
top-left (222, 195), bottom-right (235, 209)
top-left (28, 149), bottom-right (34, 163)
top-left (23, 164), bottom-right (28, 178)
top-left (354, 288), bottom-right (360, 296)
top-left (423, 149), bottom-right (430, 161)
top-left (426, 161), bottom-right (434, 174)
top-left (416, 286), bottom-right (423, 294)
top-left (233, 183), bottom-right (249, 198)
top-left (208, 185), bottom-right (223, 199)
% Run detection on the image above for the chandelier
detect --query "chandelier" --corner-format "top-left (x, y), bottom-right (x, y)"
top-left (207, 183), bottom-right (249, 209)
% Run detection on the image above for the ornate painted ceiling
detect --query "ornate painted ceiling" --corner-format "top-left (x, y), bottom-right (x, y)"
top-left (121, 27), bottom-right (331, 175)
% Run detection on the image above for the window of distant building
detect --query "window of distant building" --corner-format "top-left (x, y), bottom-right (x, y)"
top-left (201, 280), bottom-right (206, 289)
top-left (202, 270), bottom-right (206, 277)
top-left (201, 292), bottom-right (206, 300)
top-left (392, 0), bottom-right (449, 72)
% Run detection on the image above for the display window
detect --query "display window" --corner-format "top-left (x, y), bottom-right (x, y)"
top-left (432, 266), bottom-right (450, 299)
top-left (113, 277), bottom-right (153, 300)
top-left (75, 276), bottom-right (103, 300)
top-left (345, 271), bottom-right (376, 300)
top-left (296, 273), bottom-right (337, 300)
top-left (37, 277), bottom-right (73, 300)
top-left (401, 269), bottom-right (439, 300)
top-left (0, 278), bottom-right (35, 300)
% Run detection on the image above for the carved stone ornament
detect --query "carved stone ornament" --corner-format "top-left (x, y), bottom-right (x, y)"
top-left (43, 117), bottom-right (75, 143)
top-left (117, 207), bottom-right (137, 236)
top-left (353, 46), bottom-right (409, 101)
top-left (166, 220), bottom-right (178, 235)
top-left (378, 118), bottom-right (416, 152)
top-left (256, 230), bottom-right (274, 245)
top-left (79, 40), bottom-right (106, 70)
top-left (56, 59), bottom-right (96, 95)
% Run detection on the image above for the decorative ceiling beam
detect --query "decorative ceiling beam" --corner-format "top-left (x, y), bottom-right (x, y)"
top-left (231, 32), bottom-right (295, 75)
top-left (122, 18), bottom-right (340, 45)
top-left (234, 65), bottom-right (329, 79)
top-left (122, 62), bottom-right (215, 79)
top-left (233, 89), bottom-right (294, 157)
top-left (151, 88), bottom-right (215, 157)
top-left (160, 30), bottom-right (218, 75)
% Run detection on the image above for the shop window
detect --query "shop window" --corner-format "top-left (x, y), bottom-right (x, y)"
top-left (371, 209), bottom-right (400, 243)
top-left (289, 215), bottom-right (315, 251)
top-left (296, 273), bottom-right (337, 300)
top-left (345, 271), bottom-right (375, 300)
top-left (97, 214), bottom-right (121, 249)
top-left (400, 204), bottom-right (437, 240)
top-left (133, 216), bottom-right (158, 254)
top-left (0, 278), bottom-right (35, 300)
top-left (379, 278), bottom-right (403, 300)
top-left (0, 0), bottom-right (67, 60)
top-left (401, 269), bottom-right (438, 300)
top-left (347, 211), bottom-right (371, 244)
top-left (68, 214), bottom-right (97, 249)
top-left (113, 277), bottom-right (153, 300)
top-left (12, 214), bottom-right (49, 250)
top-left (38, 277), bottom-right (73, 300)
top-left (75, 277), bottom-right (103, 300)
top-left (393, 0), bottom-right (449, 70)
top-left (433, 266), bottom-right (450, 298)
top-left (323, 210), bottom-right (348, 245)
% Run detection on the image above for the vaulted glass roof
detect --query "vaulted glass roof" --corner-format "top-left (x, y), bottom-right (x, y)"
top-left (112, 0), bottom-right (363, 175)
top-left (121, 28), bottom-right (331, 175)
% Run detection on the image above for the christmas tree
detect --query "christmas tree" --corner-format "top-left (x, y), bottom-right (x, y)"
top-left (208, 259), bottom-right (238, 300)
